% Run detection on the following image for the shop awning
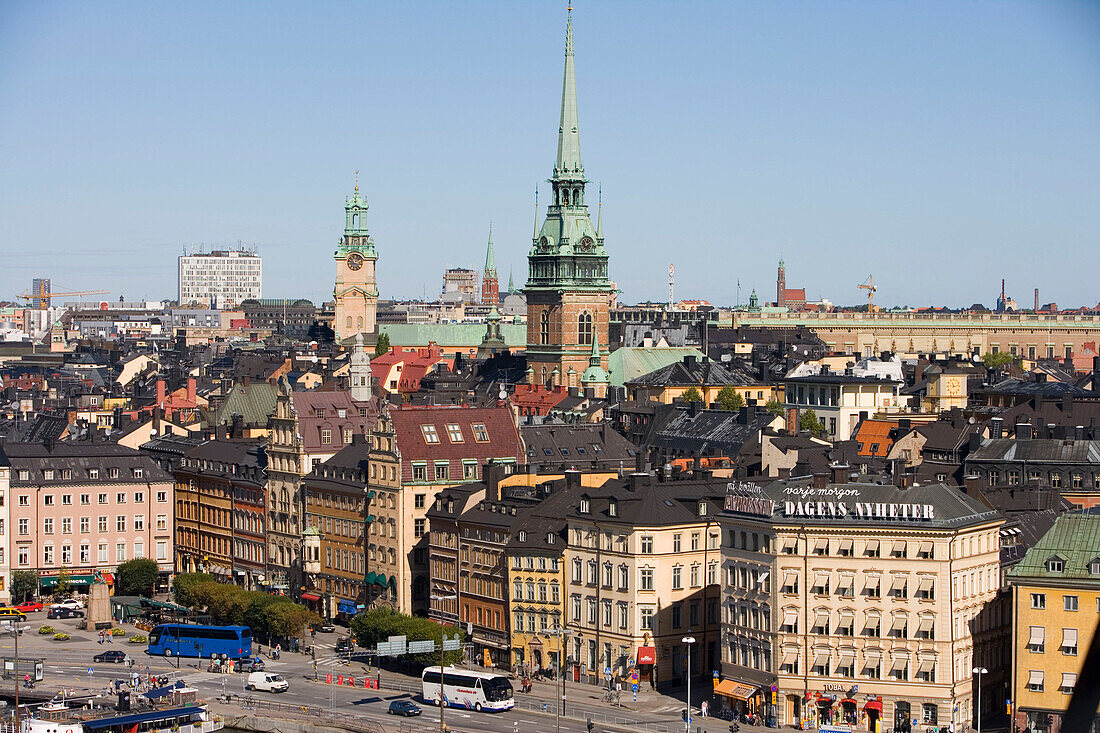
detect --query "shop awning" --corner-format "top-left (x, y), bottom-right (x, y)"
top-left (337, 599), bottom-right (357, 614)
top-left (365, 571), bottom-right (378, 584)
top-left (1028, 626), bottom-right (1045, 645)
top-left (864, 701), bottom-right (882, 712)
top-left (365, 514), bottom-right (376, 523)
top-left (637, 646), bottom-right (656, 665)
top-left (40, 574), bottom-right (96, 587)
top-left (101, 573), bottom-right (114, 584)
top-left (713, 679), bottom-right (757, 701)
top-left (375, 574), bottom-right (390, 587)
top-left (840, 698), bottom-right (857, 706)
top-left (301, 592), bottom-right (321, 602)
top-left (1028, 670), bottom-right (1044, 687)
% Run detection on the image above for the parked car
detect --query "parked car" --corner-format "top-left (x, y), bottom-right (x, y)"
top-left (51, 599), bottom-right (84, 611)
top-left (13, 601), bottom-right (43, 613)
top-left (335, 638), bottom-right (353, 655)
top-left (0, 608), bottom-right (27, 621)
top-left (387, 701), bottom-right (421, 717)
top-left (236, 657), bottom-right (265, 672)
top-left (47, 607), bottom-right (84, 619)
top-left (245, 672), bottom-right (288, 693)
top-left (93, 650), bottom-right (128, 664)
top-left (315, 623), bottom-right (336, 633)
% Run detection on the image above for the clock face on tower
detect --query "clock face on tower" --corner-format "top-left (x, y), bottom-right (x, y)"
top-left (946, 378), bottom-right (961, 396)
top-left (347, 252), bottom-right (364, 271)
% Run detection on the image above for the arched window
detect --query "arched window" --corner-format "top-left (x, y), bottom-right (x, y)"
top-left (356, 316), bottom-right (363, 331)
top-left (352, 213), bottom-right (359, 229)
top-left (540, 311), bottom-right (550, 344)
top-left (578, 312), bottom-right (593, 345)
top-left (346, 316), bottom-right (353, 330)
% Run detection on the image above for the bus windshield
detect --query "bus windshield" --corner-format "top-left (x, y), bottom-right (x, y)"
top-left (484, 678), bottom-right (513, 702)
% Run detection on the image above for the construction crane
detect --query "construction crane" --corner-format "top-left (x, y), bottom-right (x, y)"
top-left (858, 275), bottom-right (879, 312)
top-left (15, 288), bottom-right (110, 308)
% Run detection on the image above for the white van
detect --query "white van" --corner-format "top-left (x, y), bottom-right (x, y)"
top-left (246, 672), bottom-right (288, 693)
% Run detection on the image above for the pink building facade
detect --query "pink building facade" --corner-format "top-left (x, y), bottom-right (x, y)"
top-left (5, 441), bottom-right (174, 593)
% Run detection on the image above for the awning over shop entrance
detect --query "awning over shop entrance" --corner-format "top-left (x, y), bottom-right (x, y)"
top-left (301, 592), bottom-right (321, 602)
top-left (713, 679), bottom-right (757, 701)
top-left (864, 701), bottom-right (883, 712)
top-left (40, 574), bottom-right (96, 588)
top-left (337, 599), bottom-right (357, 614)
top-left (637, 646), bottom-right (656, 665)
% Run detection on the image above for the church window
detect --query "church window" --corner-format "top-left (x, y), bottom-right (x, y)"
top-left (346, 317), bottom-right (352, 331)
top-left (540, 311), bottom-right (550, 345)
top-left (357, 316), bottom-right (363, 331)
top-left (578, 312), bottom-right (593, 345)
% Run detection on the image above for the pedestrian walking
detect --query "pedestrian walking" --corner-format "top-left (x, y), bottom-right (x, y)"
top-left (107, 632), bottom-right (113, 644)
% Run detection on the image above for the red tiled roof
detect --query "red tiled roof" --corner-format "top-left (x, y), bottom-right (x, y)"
top-left (371, 346), bottom-right (452, 393)
top-left (783, 288), bottom-right (806, 302)
top-left (853, 419), bottom-right (899, 457)
top-left (390, 404), bottom-right (524, 483)
top-left (511, 385), bottom-right (570, 416)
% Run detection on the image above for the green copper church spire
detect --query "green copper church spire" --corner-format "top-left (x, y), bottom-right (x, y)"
top-left (484, 223), bottom-right (497, 277)
top-left (555, 7), bottom-right (582, 177)
top-left (508, 269), bottom-right (514, 292)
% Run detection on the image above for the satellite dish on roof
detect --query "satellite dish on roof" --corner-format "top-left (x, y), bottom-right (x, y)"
top-left (499, 390), bottom-right (508, 400)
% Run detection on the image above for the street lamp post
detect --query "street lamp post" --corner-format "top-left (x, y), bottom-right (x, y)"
top-left (431, 593), bottom-right (458, 733)
top-left (973, 667), bottom-right (988, 733)
top-left (683, 636), bottom-right (696, 733)
top-left (544, 623), bottom-right (574, 733)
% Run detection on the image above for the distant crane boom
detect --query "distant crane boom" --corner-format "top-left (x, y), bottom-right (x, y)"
top-left (16, 288), bottom-right (110, 307)
top-left (858, 275), bottom-right (878, 312)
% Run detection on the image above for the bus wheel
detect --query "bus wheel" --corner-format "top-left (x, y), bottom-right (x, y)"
top-left (163, 649), bottom-right (172, 657)
top-left (474, 703), bottom-right (482, 712)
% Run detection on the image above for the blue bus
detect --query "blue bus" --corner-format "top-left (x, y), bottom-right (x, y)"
top-left (147, 624), bottom-right (252, 659)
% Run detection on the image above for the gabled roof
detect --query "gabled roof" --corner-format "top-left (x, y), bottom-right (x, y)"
top-left (607, 347), bottom-right (705, 388)
top-left (211, 381), bottom-right (279, 427)
top-left (627, 356), bottom-right (758, 388)
top-left (390, 405), bottom-right (523, 481)
top-left (1009, 514), bottom-right (1100, 581)
top-left (653, 407), bottom-right (775, 456)
top-left (977, 377), bottom-right (1094, 398)
top-left (968, 438), bottom-right (1100, 465)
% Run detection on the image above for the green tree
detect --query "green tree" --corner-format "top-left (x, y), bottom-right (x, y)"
top-left (799, 408), bottom-right (827, 437)
top-left (764, 398), bottom-right (785, 416)
top-left (680, 387), bottom-right (703, 403)
top-left (11, 571), bottom-right (38, 602)
top-left (263, 602), bottom-right (320, 641)
top-left (981, 352), bottom-right (1014, 369)
top-left (374, 332), bottom-right (391, 356)
top-left (115, 558), bottom-right (159, 597)
top-left (716, 385), bottom-right (744, 411)
top-left (350, 608), bottom-right (465, 666)
top-left (172, 573), bottom-right (212, 607)
top-left (54, 567), bottom-right (71, 598)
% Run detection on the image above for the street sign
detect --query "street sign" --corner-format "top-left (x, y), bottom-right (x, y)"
top-left (408, 640), bottom-right (435, 654)
top-left (442, 636), bottom-right (461, 652)
top-left (604, 667), bottom-right (611, 676)
top-left (631, 683), bottom-right (639, 692)
top-left (770, 685), bottom-right (778, 692)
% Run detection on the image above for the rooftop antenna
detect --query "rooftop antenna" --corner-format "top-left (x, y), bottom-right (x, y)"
top-left (668, 264), bottom-right (675, 310)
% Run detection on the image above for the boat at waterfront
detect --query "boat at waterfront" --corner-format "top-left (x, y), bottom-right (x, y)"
top-left (18, 694), bottom-right (222, 733)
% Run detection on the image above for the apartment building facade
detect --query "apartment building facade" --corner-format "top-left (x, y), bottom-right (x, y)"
top-left (1007, 514), bottom-right (1100, 733)
top-left (178, 249), bottom-right (262, 309)
top-left (6, 441), bottom-right (175, 593)
top-left (720, 478), bottom-right (1004, 733)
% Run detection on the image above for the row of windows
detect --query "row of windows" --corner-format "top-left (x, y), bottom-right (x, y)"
top-left (420, 423), bottom-right (491, 444)
top-left (1029, 592), bottom-right (1100, 612)
top-left (18, 515), bottom-right (168, 536)
top-left (21, 539), bottom-right (168, 566)
top-left (412, 462), bottom-right (478, 482)
top-left (15, 468), bottom-right (149, 482)
top-left (778, 652), bottom-right (936, 683)
top-left (511, 579), bottom-right (561, 603)
top-left (985, 469), bottom-right (1100, 489)
top-left (17, 490), bottom-right (166, 506)
top-left (1025, 625), bottom-right (1079, 655)
top-left (779, 609), bottom-right (937, 639)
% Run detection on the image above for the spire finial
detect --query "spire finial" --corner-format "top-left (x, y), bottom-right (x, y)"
top-left (354, 170), bottom-right (359, 194)
top-left (555, 6), bottom-right (582, 175)
top-left (532, 187), bottom-right (540, 240)
top-left (596, 183), bottom-right (603, 239)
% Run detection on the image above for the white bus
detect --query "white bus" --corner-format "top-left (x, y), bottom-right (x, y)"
top-left (421, 666), bottom-right (514, 712)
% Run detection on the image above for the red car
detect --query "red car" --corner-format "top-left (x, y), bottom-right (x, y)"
top-left (13, 601), bottom-right (43, 613)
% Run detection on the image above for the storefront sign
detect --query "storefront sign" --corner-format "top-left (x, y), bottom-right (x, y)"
top-left (823, 683), bottom-right (849, 692)
top-left (637, 646), bottom-right (656, 665)
top-left (781, 487), bottom-right (934, 520)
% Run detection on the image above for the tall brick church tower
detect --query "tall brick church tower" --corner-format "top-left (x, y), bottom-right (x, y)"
top-left (333, 178), bottom-right (379, 341)
top-left (524, 8), bottom-right (611, 389)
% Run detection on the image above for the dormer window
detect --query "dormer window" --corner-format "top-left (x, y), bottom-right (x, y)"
top-left (547, 533), bottom-right (556, 545)
top-left (315, 408), bottom-right (325, 419)
top-left (518, 530), bottom-right (527, 542)
top-left (1046, 557), bottom-right (1065, 573)
top-left (1090, 559), bottom-right (1100, 575)
top-left (698, 501), bottom-right (707, 516)
top-left (608, 499), bottom-right (618, 517)
top-left (579, 498), bottom-right (590, 514)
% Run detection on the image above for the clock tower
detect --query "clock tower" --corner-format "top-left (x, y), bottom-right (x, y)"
top-left (333, 177), bottom-right (379, 341)
top-left (525, 8), bottom-right (611, 388)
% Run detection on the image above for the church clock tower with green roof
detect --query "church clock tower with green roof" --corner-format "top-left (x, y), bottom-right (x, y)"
top-left (525, 8), bottom-right (611, 389)
top-left (333, 177), bottom-right (379, 341)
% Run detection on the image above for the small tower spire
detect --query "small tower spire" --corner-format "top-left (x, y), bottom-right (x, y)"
top-left (555, 5), bottom-right (583, 176)
top-left (354, 169), bottom-right (359, 194)
top-left (508, 269), bottom-right (515, 293)
top-left (532, 187), bottom-right (539, 241)
top-left (484, 222), bottom-right (497, 275)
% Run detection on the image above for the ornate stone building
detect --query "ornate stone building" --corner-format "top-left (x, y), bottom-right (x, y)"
top-left (333, 180), bottom-right (379, 341)
top-left (525, 9), bottom-right (612, 389)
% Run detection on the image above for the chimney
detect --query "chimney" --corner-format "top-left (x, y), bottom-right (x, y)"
top-left (635, 451), bottom-right (646, 474)
top-left (628, 472), bottom-right (647, 492)
top-left (485, 460), bottom-right (506, 502)
top-left (989, 417), bottom-right (1003, 439)
top-left (1034, 288), bottom-right (1039, 313)
top-left (187, 377), bottom-right (197, 403)
top-left (563, 469), bottom-right (582, 493)
top-left (1062, 393), bottom-right (1073, 419)
top-left (688, 400), bottom-right (700, 417)
top-left (967, 432), bottom-right (981, 452)
top-left (156, 380), bottom-right (165, 405)
top-left (898, 418), bottom-right (911, 432)
top-left (152, 407), bottom-right (162, 436)
top-left (1093, 356), bottom-right (1100, 391)
top-left (1016, 423), bottom-right (1031, 441)
top-left (738, 406), bottom-right (750, 425)
top-left (786, 407), bottom-right (799, 435)
top-left (963, 474), bottom-right (982, 494)
top-left (684, 355), bottom-right (697, 369)
top-left (812, 472), bottom-right (828, 490)
top-left (1075, 425), bottom-right (1086, 441)
top-left (831, 463), bottom-right (849, 484)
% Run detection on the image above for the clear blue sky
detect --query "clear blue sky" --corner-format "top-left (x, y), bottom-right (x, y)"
top-left (2, 1), bottom-right (1098, 309)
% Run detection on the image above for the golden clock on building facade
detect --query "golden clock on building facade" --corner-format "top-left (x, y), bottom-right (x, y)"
top-left (347, 252), bottom-right (364, 271)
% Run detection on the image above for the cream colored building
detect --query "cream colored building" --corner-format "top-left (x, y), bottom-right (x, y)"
top-left (783, 373), bottom-right (909, 441)
top-left (563, 473), bottom-right (725, 688)
top-left (720, 479), bottom-right (1004, 732)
